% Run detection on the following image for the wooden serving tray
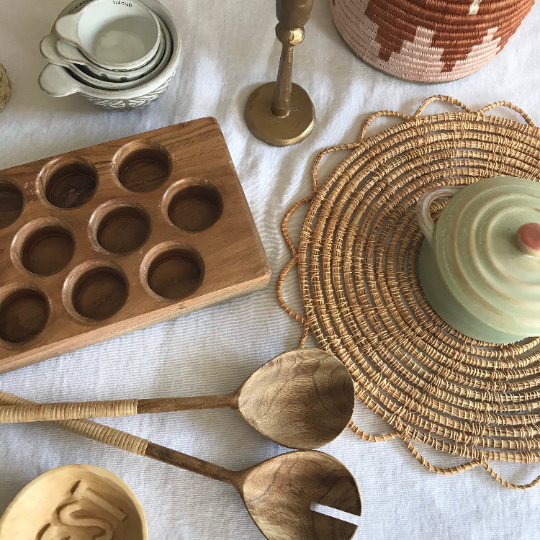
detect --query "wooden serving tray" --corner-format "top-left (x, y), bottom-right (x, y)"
top-left (0, 118), bottom-right (271, 374)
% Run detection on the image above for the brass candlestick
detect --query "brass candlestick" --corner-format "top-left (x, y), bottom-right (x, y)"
top-left (245, 0), bottom-right (315, 147)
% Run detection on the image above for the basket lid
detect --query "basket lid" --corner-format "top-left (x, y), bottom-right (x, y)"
top-left (435, 176), bottom-right (540, 337)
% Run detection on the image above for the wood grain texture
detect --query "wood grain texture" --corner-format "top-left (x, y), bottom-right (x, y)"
top-left (0, 118), bottom-right (271, 374)
top-left (0, 465), bottom-right (147, 540)
top-left (137, 393), bottom-right (236, 413)
top-left (0, 348), bottom-right (355, 450)
top-left (0, 395), bottom-right (233, 422)
top-left (1, 388), bottom-right (361, 540)
top-left (145, 442), bottom-right (240, 486)
top-left (146, 445), bottom-right (362, 540)
top-left (242, 451), bottom-right (361, 540)
top-left (237, 348), bottom-right (355, 449)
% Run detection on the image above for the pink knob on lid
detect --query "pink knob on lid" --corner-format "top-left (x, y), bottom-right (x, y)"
top-left (517, 223), bottom-right (540, 257)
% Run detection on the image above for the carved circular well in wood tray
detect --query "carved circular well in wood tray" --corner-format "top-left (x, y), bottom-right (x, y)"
top-left (278, 96), bottom-right (540, 489)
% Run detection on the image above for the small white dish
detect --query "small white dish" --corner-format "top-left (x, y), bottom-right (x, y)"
top-left (55, 31), bottom-right (165, 82)
top-left (39, 0), bottom-right (181, 110)
top-left (55, 0), bottom-right (161, 71)
top-left (41, 20), bottom-right (169, 91)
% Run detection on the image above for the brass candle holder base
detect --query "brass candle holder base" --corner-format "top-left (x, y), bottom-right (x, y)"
top-left (245, 82), bottom-right (315, 147)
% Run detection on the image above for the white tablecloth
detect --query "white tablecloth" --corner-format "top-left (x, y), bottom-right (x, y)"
top-left (2, 1), bottom-right (540, 538)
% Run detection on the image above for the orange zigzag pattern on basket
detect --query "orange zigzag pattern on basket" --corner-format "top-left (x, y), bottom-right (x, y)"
top-left (331, 0), bottom-right (534, 82)
top-left (278, 95), bottom-right (540, 489)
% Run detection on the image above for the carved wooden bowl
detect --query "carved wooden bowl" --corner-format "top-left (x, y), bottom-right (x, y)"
top-left (0, 464), bottom-right (148, 540)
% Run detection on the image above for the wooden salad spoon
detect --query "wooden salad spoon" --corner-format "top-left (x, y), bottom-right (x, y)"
top-left (0, 389), bottom-right (362, 540)
top-left (0, 349), bottom-right (355, 450)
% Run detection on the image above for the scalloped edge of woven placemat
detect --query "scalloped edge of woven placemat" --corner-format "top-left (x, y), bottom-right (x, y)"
top-left (278, 95), bottom-right (540, 489)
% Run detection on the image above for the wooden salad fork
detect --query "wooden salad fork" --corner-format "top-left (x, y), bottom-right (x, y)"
top-left (0, 389), bottom-right (362, 540)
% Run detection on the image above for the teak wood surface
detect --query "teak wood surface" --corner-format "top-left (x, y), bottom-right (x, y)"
top-left (0, 118), bottom-right (271, 373)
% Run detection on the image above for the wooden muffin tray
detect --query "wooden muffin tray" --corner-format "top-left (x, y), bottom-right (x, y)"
top-left (0, 118), bottom-right (271, 374)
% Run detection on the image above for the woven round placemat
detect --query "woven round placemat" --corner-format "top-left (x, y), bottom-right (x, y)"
top-left (278, 95), bottom-right (540, 489)
top-left (0, 63), bottom-right (11, 113)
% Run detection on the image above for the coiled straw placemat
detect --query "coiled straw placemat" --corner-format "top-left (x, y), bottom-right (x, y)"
top-left (278, 95), bottom-right (540, 489)
top-left (0, 63), bottom-right (10, 113)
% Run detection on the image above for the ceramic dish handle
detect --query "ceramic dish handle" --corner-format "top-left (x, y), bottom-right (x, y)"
top-left (416, 186), bottom-right (463, 246)
top-left (55, 38), bottom-right (89, 66)
top-left (40, 35), bottom-right (69, 67)
top-left (54, 13), bottom-right (81, 46)
top-left (38, 63), bottom-right (83, 97)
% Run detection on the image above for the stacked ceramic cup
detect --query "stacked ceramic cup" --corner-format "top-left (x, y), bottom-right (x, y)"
top-left (39, 0), bottom-right (181, 110)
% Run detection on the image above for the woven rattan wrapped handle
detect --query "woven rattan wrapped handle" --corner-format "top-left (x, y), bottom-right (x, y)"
top-left (0, 391), bottom-right (149, 456)
top-left (0, 399), bottom-right (139, 423)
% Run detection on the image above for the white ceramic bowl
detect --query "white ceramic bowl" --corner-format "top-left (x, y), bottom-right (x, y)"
top-left (41, 18), bottom-right (170, 91)
top-left (55, 0), bottom-right (161, 71)
top-left (39, 0), bottom-right (181, 110)
top-left (55, 32), bottom-right (165, 82)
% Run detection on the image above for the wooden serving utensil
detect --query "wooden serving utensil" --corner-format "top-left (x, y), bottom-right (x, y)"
top-left (148, 446), bottom-right (362, 540)
top-left (1, 390), bottom-right (362, 540)
top-left (0, 349), bottom-right (355, 450)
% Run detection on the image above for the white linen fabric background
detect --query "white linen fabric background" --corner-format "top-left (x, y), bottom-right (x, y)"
top-left (2, 1), bottom-right (540, 538)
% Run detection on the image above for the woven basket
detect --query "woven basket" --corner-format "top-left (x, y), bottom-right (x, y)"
top-left (278, 96), bottom-right (540, 489)
top-left (331, 0), bottom-right (534, 83)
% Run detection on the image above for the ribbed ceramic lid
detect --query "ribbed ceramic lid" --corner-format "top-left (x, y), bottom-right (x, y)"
top-left (434, 176), bottom-right (540, 338)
